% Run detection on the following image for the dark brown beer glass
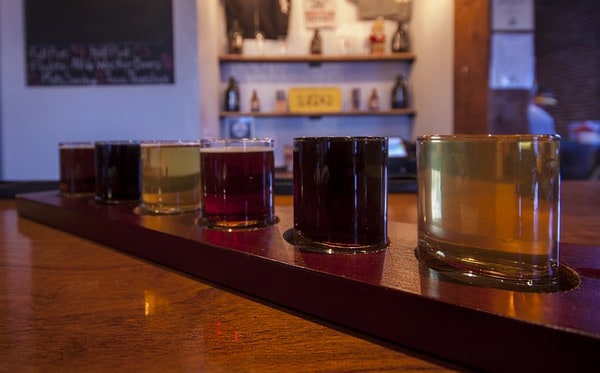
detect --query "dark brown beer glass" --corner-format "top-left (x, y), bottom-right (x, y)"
top-left (290, 136), bottom-right (389, 253)
top-left (94, 141), bottom-right (141, 204)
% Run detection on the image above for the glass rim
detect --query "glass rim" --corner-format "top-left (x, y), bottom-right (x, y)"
top-left (140, 140), bottom-right (200, 147)
top-left (199, 138), bottom-right (274, 147)
top-left (59, 141), bottom-right (94, 148)
top-left (294, 136), bottom-right (388, 142)
top-left (417, 134), bottom-right (561, 142)
top-left (94, 140), bottom-right (141, 146)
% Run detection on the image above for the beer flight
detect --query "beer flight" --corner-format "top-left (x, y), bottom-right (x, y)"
top-left (60, 139), bottom-right (275, 229)
top-left (59, 135), bottom-right (562, 292)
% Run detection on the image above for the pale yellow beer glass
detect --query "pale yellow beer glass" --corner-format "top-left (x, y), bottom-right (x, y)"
top-left (140, 140), bottom-right (201, 214)
top-left (416, 134), bottom-right (561, 291)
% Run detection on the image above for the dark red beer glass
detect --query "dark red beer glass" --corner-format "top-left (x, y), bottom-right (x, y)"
top-left (59, 141), bottom-right (95, 197)
top-left (199, 138), bottom-right (276, 230)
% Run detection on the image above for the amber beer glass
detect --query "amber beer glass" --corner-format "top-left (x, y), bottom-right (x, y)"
top-left (59, 141), bottom-right (95, 197)
top-left (94, 141), bottom-right (141, 204)
top-left (140, 140), bottom-right (201, 214)
top-left (291, 136), bottom-right (389, 253)
top-left (199, 138), bottom-right (275, 230)
top-left (416, 135), bottom-right (561, 291)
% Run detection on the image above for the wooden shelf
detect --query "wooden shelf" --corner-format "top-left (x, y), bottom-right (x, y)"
top-left (218, 53), bottom-right (417, 126)
top-left (220, 109), bottom-right (416, 118)
top-left (219, 53), bottom-right (416, 64)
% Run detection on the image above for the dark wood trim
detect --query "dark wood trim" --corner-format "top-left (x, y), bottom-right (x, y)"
top-left (219, 53), bottom-right (416, 63)
top-left (454, 0), bottom-right (491, 134)
top-left (219, 109), bottom-right (416, 118)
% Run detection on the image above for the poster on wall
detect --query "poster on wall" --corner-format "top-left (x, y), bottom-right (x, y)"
top-left (224, 0), bottom-right (291, 39)
top-left (492, 0), bottom-right (534, 31)
top-left (305, 0), bottom-right (336, 29)
top-left (489, 33), bottom-right (534, 89)
top-left (24, 0), bottom-right (174, 86)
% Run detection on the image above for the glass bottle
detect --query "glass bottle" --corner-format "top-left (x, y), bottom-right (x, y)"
top-left (370, 17), bottom-right (386, 54)
top-left (391, 21), bottom-right (410, 53)
top-left (368, 88), bottom-right (380, 111)
top-left (225, 77), bottom-right (240, 112)
top-left (351, 88), bottom-right (361, 111)
top-left (310, 29), bottom-right (322, 55)
top-left (391, 75), bottom-right (409, 109)
top-left (228, 19), bottom-right (243, 54)
top-left (250, 90), bottom-right (260, 112)
top-left (275, 90), bottom-right (288, 112)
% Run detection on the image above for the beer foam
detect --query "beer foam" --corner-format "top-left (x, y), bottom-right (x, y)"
top-left (59, 143), bottom-right (94, 149)
top-left (200, 146), bottom-right (273, 153)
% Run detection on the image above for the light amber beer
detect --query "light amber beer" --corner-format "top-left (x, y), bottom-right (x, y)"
top-left (416, 135), bottom-right (561, 291)
top-left (141, 141), bottom-right (201, 214)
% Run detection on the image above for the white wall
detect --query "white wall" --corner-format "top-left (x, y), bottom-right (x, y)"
top-left (0, 0), bottom-right (200, 180)
top-left (411, 0), bottom-right (454, 138)
top-left (1, 0), bottom-right (453, 180)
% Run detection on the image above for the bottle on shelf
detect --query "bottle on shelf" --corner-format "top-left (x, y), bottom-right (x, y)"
top-left (275, 90), bottom-right (288, 112)
top-left (255, 30), bottom-right (265, 53)
top-left (224, 76), bottom-right (240, 112)
top-left (228, 19), bottom-right (244, 54)
top-left (391, 74), bottom-right (409, 109)
top-left (310, 29), bottom-right (322, 55)
top-left (368, 88), bottom-right (380, 111)
top-left (391, 21), bottom-right (410, 53)
top-left (369, 17), bottom-right (386, 54)
top-left (250, 90), bottom-right (261, 112)
top-left (351, 88), bottom-right (361, 110)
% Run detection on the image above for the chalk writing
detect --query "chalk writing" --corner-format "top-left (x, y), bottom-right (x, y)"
top-left (27, 42), bottom-right (174, 86)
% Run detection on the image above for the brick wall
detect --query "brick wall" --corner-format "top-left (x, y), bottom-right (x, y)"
top-left (535, 0), bottom-right (600, 136)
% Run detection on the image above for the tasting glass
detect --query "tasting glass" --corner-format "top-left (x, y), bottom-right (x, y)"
top-left (416, 134), bottom-right (561, 291)
top-left (94, 140), bottom-right (141, 204)
top-left (287, 136), bottom-right (389, 254)
top-left (140, 140), bottom-right (201, 214)
top-left (59, 141), bottom-right (95, 197)
top-left (198, 138), bottom-right (276, 230)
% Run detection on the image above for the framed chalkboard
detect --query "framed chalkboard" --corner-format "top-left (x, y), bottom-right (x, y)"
top-left (24, 0), bottom-right (174, 86)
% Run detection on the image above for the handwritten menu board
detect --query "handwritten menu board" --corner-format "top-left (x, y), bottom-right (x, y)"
top-left (25, 0), bottom-right (174, 86)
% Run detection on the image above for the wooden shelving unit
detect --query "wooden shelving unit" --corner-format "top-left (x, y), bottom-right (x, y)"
top-left (218, 53), bottom-right (416, 64)
top-left (219, 108), bottom-right (416, 118)
top-left (219, 52), bottom-right (417, 135)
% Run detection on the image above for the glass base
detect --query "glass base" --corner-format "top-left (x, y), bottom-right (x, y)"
top-left (134, 205), bottom-right (200, 216)
top-left (197, 216), bottom-right (278, 231)
top-left (60, 191), bottom-right (95, 199)
top-left (415, 244), bottom-right (579, 293)
top-left (94, 196), bottom-right (139, 205)
top-left (283, 229), bottom-right (388, 254)
top-left (138, 203), bottom-right (200, 215)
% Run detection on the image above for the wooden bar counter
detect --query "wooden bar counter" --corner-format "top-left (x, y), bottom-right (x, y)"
top-left (1, 181), bottom-right (598, 371)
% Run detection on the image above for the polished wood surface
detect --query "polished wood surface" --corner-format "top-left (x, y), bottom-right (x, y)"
top-left (2, 181), bottom-right (598, 371)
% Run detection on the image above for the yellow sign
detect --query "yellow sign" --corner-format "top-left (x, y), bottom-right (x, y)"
top-left (288, 87), bottom-right (342, 113)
